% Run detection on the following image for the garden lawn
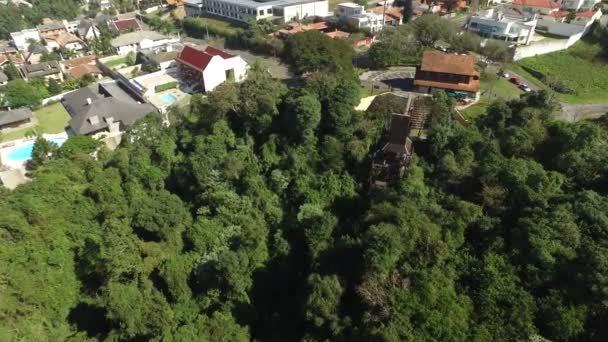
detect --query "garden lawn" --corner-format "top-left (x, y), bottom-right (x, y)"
top-left (1, 103), bottom-right (70, 142)
top-left (480, 76), bottom-right (522, 100)
top-left (104, 57), bottom-right (129, 68)
top-left (461, 102), bottom-right (488, 120)
top-left (462, 75), bottom-right (522, 120)
top-left (515, 40), bottom-right (608, 104)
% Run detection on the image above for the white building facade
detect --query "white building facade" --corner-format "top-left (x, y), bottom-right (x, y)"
top-left (468, 8), bottom-right (537, 45)
top-left (10, 29), bottom-right (41, 51)
top-left (184, 0), bottom-right (328, 23)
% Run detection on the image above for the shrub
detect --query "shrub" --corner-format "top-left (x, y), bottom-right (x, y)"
top-left (155, 81), bottom-right (178, 93)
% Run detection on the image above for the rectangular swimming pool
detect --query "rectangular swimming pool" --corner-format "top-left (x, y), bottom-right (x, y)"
top-left (160, 93), bottom-right (178, 105)
top-left (6, 137), bottom-right (67, 163)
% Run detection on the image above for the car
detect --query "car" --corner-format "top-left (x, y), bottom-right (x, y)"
top-left (510, 77), bottom-right (521, 86)
top-left (519, 84), bottom-right (532, 92)
top-left (499, 71), bottom-right (510, 78)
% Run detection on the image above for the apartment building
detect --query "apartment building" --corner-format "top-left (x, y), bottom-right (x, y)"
top-left (184, 0), bottom-right (328, 23)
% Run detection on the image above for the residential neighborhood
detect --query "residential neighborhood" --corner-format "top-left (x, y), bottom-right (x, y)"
top-left (2, 0), bottom-right (608, 340)
top-left (0, 0), bottom-right (605, 183)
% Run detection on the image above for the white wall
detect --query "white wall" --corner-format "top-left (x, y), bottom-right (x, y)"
top-left (281, 1), bottom-right (329, 21)
top-left (224, 56), bottom-right (248, 82)
top-left (202, 56), bottom-right (227, 92)
top-left (513, 31), bottom-right (583, 60)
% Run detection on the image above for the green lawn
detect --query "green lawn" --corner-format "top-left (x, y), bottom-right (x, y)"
top-left (481, 75), bottom-right (522, 100)
top-left (104, 57), bottom-right (129, 68)
top-left (1, 103), bottom-right (70, 142)
top-left (514, 40), bottom-right (608, 104)
top-left (461, 102), bottom-right (489, 120)
top-left (462, 75), bottom-right (522, 120)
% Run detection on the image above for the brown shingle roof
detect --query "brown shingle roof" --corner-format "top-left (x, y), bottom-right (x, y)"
top-left (68, 64), bottom-right (102, 78)
top-left (45, 32), bottom-right (83, 48)
top-left (419, 51), bottom-right (479, 77)
top-left (64, 55), bottom-right (97, 68)
top-left (414, 78), bottom-right (480, 93)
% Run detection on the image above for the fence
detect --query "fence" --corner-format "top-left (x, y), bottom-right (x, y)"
top-left (513, 19), bottom-right (594, 60)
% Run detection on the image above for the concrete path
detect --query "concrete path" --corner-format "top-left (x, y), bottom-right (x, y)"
top-left (506, 68), bottom-right (608, 121)
top-left (557, 103), bottom-right (608, 122)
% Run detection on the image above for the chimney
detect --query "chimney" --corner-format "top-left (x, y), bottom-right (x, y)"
top-left (89, 115), bottom-right (99, 125)
top-left (86, 97), bottom-right (92, 105)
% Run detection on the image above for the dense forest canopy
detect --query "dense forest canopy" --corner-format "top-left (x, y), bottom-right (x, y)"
top-left (2, 31), bottom-right (608, 341)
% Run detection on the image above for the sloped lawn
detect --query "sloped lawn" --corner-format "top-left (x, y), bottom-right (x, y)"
top-left (516, 40), bottom-right (608, 104)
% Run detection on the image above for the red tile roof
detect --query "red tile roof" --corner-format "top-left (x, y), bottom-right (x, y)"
top-left (177, 45), bottom-right (215, 72)
top-left (512, 0), bottom-right (561, 9)
top-left (546, 10), bottom-right (569, 17)
top-left (112, 18), bottom-right (142, 32)
top-left (64, 55), bottom-right (97, 68)
top-left (204, 46), bottom-right (235, 59)
top-left (0, 54), bottom-right (25, 65)
top-left (325, 30), bottom-right (350, 39)
top-left (419, 51), bottom-right (479, 76)
top-left (576, 10), bottom-right (599, 17)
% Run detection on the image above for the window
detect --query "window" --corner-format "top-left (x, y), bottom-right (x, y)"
top-left (267, 8), bottom-right (272, 14)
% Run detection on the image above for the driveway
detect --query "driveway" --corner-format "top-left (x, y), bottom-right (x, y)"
top-left (557, 103), bottom-right (608, 122)
top-left (506, 68), bottom-right (608, 121)
top-left (505, 69), bottom-right (541, 91)
top-left (360, 67), bottom-right (416, 92)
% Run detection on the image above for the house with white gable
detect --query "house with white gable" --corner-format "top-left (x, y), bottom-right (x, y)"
top-left (111, 31), bottom-right (179, 55)
top-left (176, 45), bottom-right (248, 92)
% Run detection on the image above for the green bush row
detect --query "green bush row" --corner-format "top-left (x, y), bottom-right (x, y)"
top-left (155, 81), bottom-right (178, 93)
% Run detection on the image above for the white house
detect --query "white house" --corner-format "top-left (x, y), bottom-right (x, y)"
top-left (10, 29), bottom-right (41, 51)
top-left (335, 2), bottom-right (364, 18)
top-left (77, 20), bottom-right (101, 41)
top-left (111, 31), bottom-right (180, 55)
top-left (184, 0), bottom-right (328, 23)
top-left (335, 2), bottom-right (385, 32)
top-left (467, 8), bottom-right (538, 45)
top-left (45, 32), bottom-right (86, 51)
top-left (177, 45), bottom-right (248, 92)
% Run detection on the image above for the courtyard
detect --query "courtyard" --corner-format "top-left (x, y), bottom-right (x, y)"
top-left (131, 70), bottom-right (189, 112)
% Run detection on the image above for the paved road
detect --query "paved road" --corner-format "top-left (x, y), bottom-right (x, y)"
top-left (506, 69), bottom-right (608, 121)
top-left (558, 103), bottom-right (608, 122)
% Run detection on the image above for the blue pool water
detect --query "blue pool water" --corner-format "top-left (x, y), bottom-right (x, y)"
top-left (7, 137), bottom-right (67, 162)
top-left (160, 93), bottom-right (178, 105)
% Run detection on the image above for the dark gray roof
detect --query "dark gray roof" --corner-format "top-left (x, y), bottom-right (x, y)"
top-left (37, 21), bottom-right (66, 32)
top-left (62, 83), bottom-right (157, 135)
top-left (20, 61), bottom-right (61, 78)
top-left (0, 107), bottom-right (33, 126)
top-left (0, 71), bottom-right (7, 82)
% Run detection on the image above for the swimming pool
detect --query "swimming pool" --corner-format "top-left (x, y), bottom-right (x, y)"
top-left (6, 137), bottom-right (67, 163)
top-left (160, 93), bottom-right (178, 105)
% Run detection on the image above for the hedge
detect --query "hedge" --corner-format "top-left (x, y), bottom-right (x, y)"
top-left (155, 81), bottom-right (178, 93)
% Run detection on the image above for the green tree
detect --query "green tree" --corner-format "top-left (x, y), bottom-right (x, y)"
top-left (47, 78), bottom-right (62, 95)
top-left (3, 79), bottom-right (43, 107)
top-left (3, 62), bottom-right (21, 80)
top-left (412, 14), bottom-right (455, 47)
